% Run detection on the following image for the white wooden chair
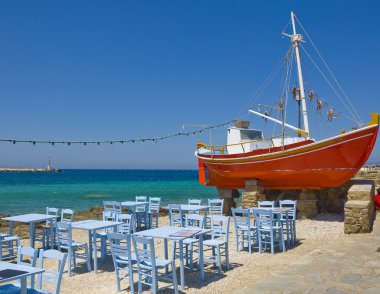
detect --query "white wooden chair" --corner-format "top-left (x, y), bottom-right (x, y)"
top-left (107, 232), bottom-right (137, 292)
top-left (56, 222), bottom-right (91, 276)
top-left (133, 235), bottom-right (178, 294)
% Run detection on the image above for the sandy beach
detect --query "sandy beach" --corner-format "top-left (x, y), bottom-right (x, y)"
top-left (13, 213), bottom-right (344, 294)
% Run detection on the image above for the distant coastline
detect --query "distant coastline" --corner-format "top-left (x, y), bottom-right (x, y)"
top-left (0, 167), bottom-right (61, 172)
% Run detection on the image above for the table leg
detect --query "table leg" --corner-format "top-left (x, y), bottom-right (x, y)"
top-left (88, 231), bottom-right (93, 262)
top-left (285, 212), bottom-right (290, 247)
top-left (29, 223), bottom-right (34, 247)
top-left (50, 219), bottom-right (54, 249)
top-left (164, 238), bottom-right (168, 274)
top-left (20, 276), bottom-right (27, 294)
top-left (199, 233), bottom-right (205, 281)
top-left (179, 239), bottom-right (185, 290)
top-left (93, 230), bottom-right (98, 273)
top-left (9, 221), bottom-right (13, 235)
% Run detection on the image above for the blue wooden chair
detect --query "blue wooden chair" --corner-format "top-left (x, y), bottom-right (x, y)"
top-left (0, 234), bottom-right (19, 261)
top-left (103, 201), bottom-right (116, 221)
top-left (168, 204), bottom-right (184, 227)
top-left (203, 215), bottom-right (230, 274)
top-left (107, 232), bottom-right (137, 292)
top-left (280, 200), bottom-right (297, 245)
top-left (232, 208), bottom-right (256, 254)
top-left (149, 197), bottom-right (161, 229)
top-left (116, 214), bottom-right (134, 235)
top-left (61, 209), bottom-right (74, 222)
top-left (135, 196), bottom-right (148, 230)
top-left (36, 249), bottom-right (67, 294)
top-left (56, 222), bottom-right (91, 276)
top-left (252, 209), bottom-right (285, 255)
top-left (132, 235), bottom-right (178, 294)
top-left (208, 199), bottom-right (224, 216)
top-left (188, 199), bottom-right (202, 214)
top-left (17, 246), bottom-right (39, 288)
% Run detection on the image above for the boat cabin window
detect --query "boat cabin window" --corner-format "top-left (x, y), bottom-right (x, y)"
top-left (240, 130), bottom-right (263, 141)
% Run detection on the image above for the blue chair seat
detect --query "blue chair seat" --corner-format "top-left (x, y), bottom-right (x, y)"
top-left (140, 258), bottom-right (171, 269)
top-left (204, 238), bottom-right (227, 247)
top-left (115, 253), bottom-right (137, 264)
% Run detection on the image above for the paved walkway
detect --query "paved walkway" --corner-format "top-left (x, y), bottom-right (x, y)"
top-left (239, 216), bottom-right (380, 294)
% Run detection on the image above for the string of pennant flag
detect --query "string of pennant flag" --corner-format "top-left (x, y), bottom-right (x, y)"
top-left (0, 121), bottom-right (234, 146)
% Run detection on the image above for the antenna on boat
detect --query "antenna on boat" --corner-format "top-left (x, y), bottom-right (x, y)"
top-left (283, 12), bottom-right (310, 138)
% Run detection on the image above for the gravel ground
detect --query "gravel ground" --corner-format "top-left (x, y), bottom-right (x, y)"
top-left (18, 214), bottom-right (344, 294)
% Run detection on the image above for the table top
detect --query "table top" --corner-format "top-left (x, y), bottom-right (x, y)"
top-left (162, 205), bottom-right (209, 211)
top-left (2, 213), bottom-right (58, 223)
top-left (134, 226), bottom-right (211, 240)
top-left (71, 219), bottom-right (122, 231)
top-left (0, 261), bottom-right (44, 283)
top-left (250, 207), bottom-right (293, 213)
top-left (121, 201), bottom-right (149, 207)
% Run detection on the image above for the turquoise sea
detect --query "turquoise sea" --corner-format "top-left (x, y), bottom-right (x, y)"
top-left (0, 170), bottom-right (218, 214)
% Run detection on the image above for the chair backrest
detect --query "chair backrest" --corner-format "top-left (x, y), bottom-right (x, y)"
top-left (107, 232), bottom-right (133, 267)
top-left (103, 201), bottom-right (114, 212)
top-left (132, 235), bottom-right (156, 270)
top-left (45, 207), bottom-right (59, 225)
top-left (185, 214), bottom-right (205, 229)
top-left (17, 246), bottom-right (38, 267)
top-left (61, 209), bottom-right (74, 222)
top-left (136, 196), bottom-right (147, 202)
top-left (208, 199), bottom-right (224, 216)
top-left (258, 201), bottom-right (275, 208)
top-left (253, 209), bottom-right (274, 230)
top-left (37, 249), bottom-right (67, 294)
top-left (210, 215), bottom-right (230, 241)
top-left (17, 246), bottom-right (39, 287)
top-left (188, 199), bottom-right (201, 206)
top-left (279, 200), bottom-right (297, 220)
top-left (116, 214), bottom-right (134, 235)
top-left (113, 201), bottom-right (123, 214)
top-left (56, 222), bottom-right (73, 249)
top-left (232, 208), bottom-right (252, 230)
top-left (135, 196), bottom-right (148, 212)
top-left (149, 197), bottom-right (161, 213)
top-left (168, 204), bottom-right (183, 227)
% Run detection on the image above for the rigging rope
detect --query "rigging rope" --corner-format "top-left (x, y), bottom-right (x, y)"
top-left (295, 16), bottom-right (363, 125)
top-left (300, 45), bottom-right (361, 125)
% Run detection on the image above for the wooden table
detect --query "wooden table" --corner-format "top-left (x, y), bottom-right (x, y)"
top-left (0, 261), bottom-right (44, 294)
top-left (2, 214), bottom-right (58, 248)
top-left (134, 226), bottom-right (210, 290)
top-left (71, 220), bottom-right (122, 273)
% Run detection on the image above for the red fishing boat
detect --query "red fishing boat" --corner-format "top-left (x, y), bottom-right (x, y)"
top-left (195, 12), bottom-right (379, 190)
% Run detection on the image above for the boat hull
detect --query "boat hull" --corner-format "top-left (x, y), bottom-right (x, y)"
top-left (196, 124), bottom-right (379, 190)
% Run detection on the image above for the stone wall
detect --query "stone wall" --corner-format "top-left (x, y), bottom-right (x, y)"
top-left (344, 179), bottom-right (375, 234)
top-left (241, 180), bottom-right (266, 208)
top-left (217, 188), bottom-right (239, 215)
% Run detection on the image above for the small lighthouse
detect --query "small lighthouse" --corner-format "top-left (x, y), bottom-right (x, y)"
top-left (47, 157), bottom-right (52, 171)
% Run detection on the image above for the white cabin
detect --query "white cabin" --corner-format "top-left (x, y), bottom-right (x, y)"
top-left (226, 126), bottom-right (307, 154)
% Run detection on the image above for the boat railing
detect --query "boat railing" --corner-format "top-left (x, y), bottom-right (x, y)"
top-left (197, 131), bottom-right (304, 156)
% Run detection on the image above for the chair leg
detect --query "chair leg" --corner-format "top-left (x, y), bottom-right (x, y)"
top-left (270, 231), bottom-right (274, 255)
top-left (138, 272), bottom-right (142, 294)
top-left (85, 245), bottom-right (91, 271)
top-left (152, 269), bottom-right (157, 294)
top-left (172, 260), bottom-right (179, 294)
top-left (67, 250), bottom-right (72, 276)
top-left (128, 264), bottom-right (134, 294)
top-left (116, 267), bottom-right (121, 292)
top-left (225, 243), bottom-right (230, 270)
top-left (216, 246), bottom-right (221, 274)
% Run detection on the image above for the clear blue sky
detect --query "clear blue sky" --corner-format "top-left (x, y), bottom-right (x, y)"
top-left (0, 0), bottom-right (379, 169)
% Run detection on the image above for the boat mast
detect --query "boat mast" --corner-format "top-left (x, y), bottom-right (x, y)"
top-left (290, 11), bottom-right (310, 137)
